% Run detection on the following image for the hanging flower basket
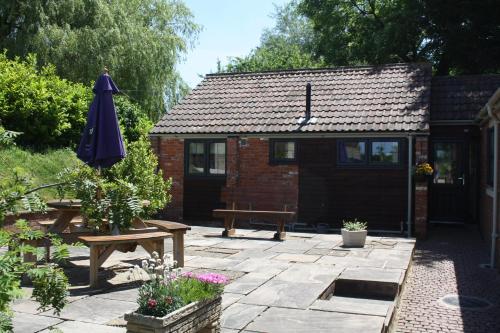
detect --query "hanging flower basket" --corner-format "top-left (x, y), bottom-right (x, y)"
top-left (414, 162), bottom-right (434, 183)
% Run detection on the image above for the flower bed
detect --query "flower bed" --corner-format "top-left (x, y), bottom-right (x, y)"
top-left (125, 252), bottom-right (227, 333)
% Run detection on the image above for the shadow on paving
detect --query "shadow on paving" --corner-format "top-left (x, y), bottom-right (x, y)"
top-left (396, 224), bottom-right (500, 333)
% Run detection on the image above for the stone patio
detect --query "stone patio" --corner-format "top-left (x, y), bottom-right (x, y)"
top-left (11, 226), bottom-right (415, 333)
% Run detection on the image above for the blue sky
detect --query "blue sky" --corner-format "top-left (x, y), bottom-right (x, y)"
top-left (177, 0), bottom-right (289, 88)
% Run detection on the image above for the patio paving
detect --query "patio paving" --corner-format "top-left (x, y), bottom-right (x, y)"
top-left (11, 226), bottom-right (415, 333)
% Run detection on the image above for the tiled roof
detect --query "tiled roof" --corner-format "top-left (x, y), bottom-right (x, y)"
top-left (430, 75), bottom-right (500, 121)
top-left (152, 63), bottom-right (432, 135)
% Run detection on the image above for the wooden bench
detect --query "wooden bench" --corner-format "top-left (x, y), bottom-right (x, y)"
top-left (212, 209), bottom-right (296, 240)
top-left (78, 232), bottom-right (171, 288)
top-left (143, 220), bottom-right (190, 267)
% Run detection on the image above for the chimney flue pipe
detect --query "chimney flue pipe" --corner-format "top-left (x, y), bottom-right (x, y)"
top-left (305, 82), bottom-right (311, 120)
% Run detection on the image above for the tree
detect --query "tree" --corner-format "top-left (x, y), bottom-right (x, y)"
top-left (0, 0), bottom-right (200, 120)
top-left (222, 1), bottom-right (324, 73)
top-left (299, 0), bottom-right (500, 74)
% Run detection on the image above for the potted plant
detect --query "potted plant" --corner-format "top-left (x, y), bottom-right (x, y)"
top-left (124, 252), bottom-right (227, 333)
top-left (414, 162), bottom-right (434, 182)
top-left (341, 219), bottom-right (368, 247)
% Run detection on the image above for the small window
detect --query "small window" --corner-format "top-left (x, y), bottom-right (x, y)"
top-left (337, 138), bottom-right (402, 167)
top-left (186, 140), bottom-right (226, 176)
top-left (209, 142), bottom-right (226, 175)
top-left (370, 141), bottom-right (400, 164)
top-left (338, 140), bottom-right (366, 164)
top-left (487, 128), bottom-right (494, 186)
top-left (270, 140), bottom-right (296, 164)
top-left (188, 142), bottom-right (205, 175)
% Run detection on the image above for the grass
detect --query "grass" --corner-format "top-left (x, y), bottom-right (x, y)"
top-left (0, 146), bottom-right (80, 200)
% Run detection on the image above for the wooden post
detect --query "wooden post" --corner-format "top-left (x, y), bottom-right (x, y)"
top-left (172, 231), bottom-right (185, 267)
top-left (89, 246), bottom-right (99, 288)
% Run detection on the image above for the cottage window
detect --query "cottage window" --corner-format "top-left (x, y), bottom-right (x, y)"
top-left (338, 140), bottom-right (366, 164)
top-left (186, 140), bottom-right (226, 176)
top-left (270, 140), bottom-right (296, 164)
top-left (487, 128), bottom-right (494, 186)
top-left (337, 139), bottom-right (401, 166)
top-left (370, 141), bottom-right (400, 164)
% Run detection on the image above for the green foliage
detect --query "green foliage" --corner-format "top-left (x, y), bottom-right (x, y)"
top-left (131, 253), bottom-right (225, 318)
top-left (0, 52), bottom-right (90, 149)
top-left (299, 0), bottom-right (500, 75)
top-left (342, 218), bottom-right (367, 231)
top-left (28, 265), bottom-right (69, 315)
top-left (222, 1), bottom-right (324, 73)
top-left (0, 0), bottom-right (200, 121)
top-left (114, 96), bottom-right (153, 143)
top-left (58, 136), bottom-right (171, 231)
top-left (0, 147), bottom-right (80, 201)
top-left (0, 310), bottom-right (13, 332)
top-left (109, 137), bottom-right (172, 216)
top-left (0, 126), bottom-right (21, 148)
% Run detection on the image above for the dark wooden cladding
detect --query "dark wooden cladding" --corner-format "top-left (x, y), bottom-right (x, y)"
top-left (298, 138), bottom-right (408, 230)
top-left (183, 178), bottom-right (226, 220)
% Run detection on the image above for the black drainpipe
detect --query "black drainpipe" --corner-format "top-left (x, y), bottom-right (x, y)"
top-left (305, 82), bottom-right (312, 121)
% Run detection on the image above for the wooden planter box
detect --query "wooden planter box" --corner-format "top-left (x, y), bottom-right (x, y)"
top-left (124, 296), bottom-right (222, 333)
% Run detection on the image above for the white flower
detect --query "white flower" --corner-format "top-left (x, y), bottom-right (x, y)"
top-left (141, 260), bottom-right (148, 269)
top-left (133, 264), bottom-right (139, 270)
top-left (152, 251), bottom-right (159, 259)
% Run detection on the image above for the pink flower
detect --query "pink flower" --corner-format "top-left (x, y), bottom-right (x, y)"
top-left (181, 271), bottom-right (195, 278)
top-left (147, 299), bottom-right (157, 309)
top-left (195, 273), bottom-right (228, 284)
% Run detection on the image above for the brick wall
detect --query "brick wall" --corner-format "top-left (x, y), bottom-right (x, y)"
top-left (221, 137), bottom-right (299, 216)
top-left (156, 137), bottom-right (184, 221)
top-left (414, 136), bottom-right (429, 239)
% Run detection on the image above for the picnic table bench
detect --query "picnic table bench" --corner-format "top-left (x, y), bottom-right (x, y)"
top-left (78, 232), bottom-right (171, 288)
top-left (143, 220), bottom-right (191, 267)
top-left (212, 209), bottom-right (295, 240)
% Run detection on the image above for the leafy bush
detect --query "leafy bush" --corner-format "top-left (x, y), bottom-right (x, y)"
top-left (114, 96), bottom-right (153, 143)
top-left (342, 218), bottom-right (367, 231)
top-left (130, 252), bottom-right (227, 317)
top-left (58, 135), bottom-right (171, 231)
top-left (0, 126), bottom-right (21, 148)
top-left (0, 171), bottom-right (70, 331)
top-left (0, 52), bottom-right (90, 149)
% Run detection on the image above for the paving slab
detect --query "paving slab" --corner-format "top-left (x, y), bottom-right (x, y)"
top-left (241, 280), bottom-right (326, 309)
top-left (316, 254), bottom-right (386, 268)
top-left (246, 307), bottom-right (385, 333)
top-left (231, 258), bottom-right (290, 274)
top-left (12, 312), bottom-right (62, 333)
top-left (274, 263), bottom-right (341, 285)
top-left (40, 296), bottom-right (137, 324)
top-left (273, 252), bottom-right (321, 263)
top-left (222, 293), bottom-right (243, 310)
top-left (185, 256), bottom-right (242, 270)
top-left (338, 267), bottom-right (403, 284)
top-left (39, 320), bottom-right (125, 333)
top-left (227, 248), bottom-right (279, 260)
top-left (216, 239), bottom-right (277, 251)
top-left (367, 249), bottom-right (413, 269)
top-left (310, 296), bottom-right (392, 317)
top-left (220, 303), bottom-right (267, 330)
top-left (224, 273), bottom-right (272, 295)
top-left (267, 240), bottom-right (318, 254)
top-left (94, 287), bottom-right (139, 302)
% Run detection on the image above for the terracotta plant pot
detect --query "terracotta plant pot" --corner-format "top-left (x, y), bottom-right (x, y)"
top-left (341, 229), bottom-right (367, 247)
top-left (124, 296), bottom-right (222, 333)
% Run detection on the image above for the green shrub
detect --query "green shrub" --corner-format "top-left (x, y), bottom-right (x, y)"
top-left (0, 52), bottom-right (90, 149)
top-left (342, 219), bottom-right (367, 231)
top-left (114, 96), bottom-right (153, 143)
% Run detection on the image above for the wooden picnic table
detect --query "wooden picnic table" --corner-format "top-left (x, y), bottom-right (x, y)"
top-left (213, 209), bottom-right (295, 240)
top-left (36, 200), bottom-right (190, 287)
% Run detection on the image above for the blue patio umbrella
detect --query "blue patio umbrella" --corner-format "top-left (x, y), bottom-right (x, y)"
top-left (77, 71), bottom-right (126, 168)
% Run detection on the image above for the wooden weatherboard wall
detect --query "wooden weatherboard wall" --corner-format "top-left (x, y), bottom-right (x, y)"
top-left (298, 138), bottom-right (408, 231)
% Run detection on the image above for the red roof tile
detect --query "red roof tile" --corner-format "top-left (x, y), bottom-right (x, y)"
top-left (152, 63), bottom-right (432, 135)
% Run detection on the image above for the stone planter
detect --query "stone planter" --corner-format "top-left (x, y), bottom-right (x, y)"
top-left (124, 296), bottom-right (222, 333)
top-left (341, 229), bottom-right (367, 247)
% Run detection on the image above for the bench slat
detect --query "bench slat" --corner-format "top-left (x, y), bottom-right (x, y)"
top-left (78, 231), bottom-right (171, 245)
top-left (213, 209), bottom-right (295, 221)
top-left (143, 220), bottom-right (191, 231)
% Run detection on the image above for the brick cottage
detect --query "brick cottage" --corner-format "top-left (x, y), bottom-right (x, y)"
top-left (150, 63), bottom-right (500, 266)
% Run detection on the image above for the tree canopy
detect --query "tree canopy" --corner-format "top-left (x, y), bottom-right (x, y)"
top-left (220, 0), bottom-right (500, 75)
top-left (0, 0), bottom-right (200, 120)
top-left (299, 0), bottom-right (500, 75)
top-left (221, 1), bottom-right (324, 73)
